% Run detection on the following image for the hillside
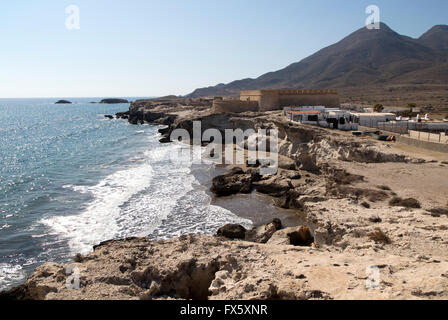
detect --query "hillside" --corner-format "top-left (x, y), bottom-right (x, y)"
top-left (188, 23), bottom-right (448, 98)
top-left (419, 25), bottom-right (448, 52)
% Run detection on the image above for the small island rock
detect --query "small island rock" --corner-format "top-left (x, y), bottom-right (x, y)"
top-left (99, 98), bottom-right (129, 104)
top-left (55, 100), bottom-right (72, 104)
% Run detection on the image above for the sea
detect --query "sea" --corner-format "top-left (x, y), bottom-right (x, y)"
top-left (0, 98), bottom-right (256, 291)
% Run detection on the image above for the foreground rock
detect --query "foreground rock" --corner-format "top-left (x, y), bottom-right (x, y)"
top-left (267, 226), bottom-right (314, 246)
top-left (245, 219), bottom-right (283, 243)
top-left (2, 233), bottom-right (447, 300)
top-left (217, 219), bottom-right (283, 244)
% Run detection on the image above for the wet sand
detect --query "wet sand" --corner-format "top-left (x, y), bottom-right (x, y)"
top-left (191, 163), bottom-right (304, 229)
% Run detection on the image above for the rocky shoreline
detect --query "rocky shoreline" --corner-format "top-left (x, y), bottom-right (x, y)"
top-left (2, 98), bottom-right (448, 300)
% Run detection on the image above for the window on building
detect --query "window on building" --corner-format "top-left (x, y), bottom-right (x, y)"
top-left (308, 115), bottom-right (318, 122)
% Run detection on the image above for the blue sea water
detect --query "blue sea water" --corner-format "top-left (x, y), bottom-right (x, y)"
top-left (0, 98), bottom-right (251, 291)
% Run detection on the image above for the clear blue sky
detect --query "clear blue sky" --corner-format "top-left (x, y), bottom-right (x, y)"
top-left (1, 0), bottom-right (447, 98)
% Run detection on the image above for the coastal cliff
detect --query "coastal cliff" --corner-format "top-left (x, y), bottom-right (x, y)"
top-left (2, 227), bottom-right (447, 300)
top-left (124, 99), bottom-right (409, 167)
top-left (3, 99), bottom-right (448, 300)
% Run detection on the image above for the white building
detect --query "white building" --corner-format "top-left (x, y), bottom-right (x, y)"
top-left (326, 110), bottom-right (358, 131)
top-left (285, 107), bottom-right (358, 131)
top-left (351, 113), bottom-right (396, 127)
top-left (381, 120), bottom-right (448, 131)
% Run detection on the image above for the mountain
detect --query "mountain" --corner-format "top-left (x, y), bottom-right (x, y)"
top-left (419, 25), bottom-right (448, 52)
top-left (188, 23), bottom-right (448, 97)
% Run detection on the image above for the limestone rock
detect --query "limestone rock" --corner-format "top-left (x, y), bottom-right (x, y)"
top-left (278, 169), bottom-right (301, 180)
top-left (278, 156), bottom-right (297, 170)
top-left (267, 226), bottom-right (314, 247)
top-left (253, 176), bottom-right (294, 196)
top-left (3, 233), bottom-right (448, 300)
top-left (211, 168), bottom-right (260, 197)
top-left (245, 219), bottom-right (283, 244)
top-left (217, 224), bottom-right (247, 240)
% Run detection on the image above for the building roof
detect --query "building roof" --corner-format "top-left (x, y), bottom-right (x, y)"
top-left (287, 110), bottom-right (321, 115)
top-left (352, 113), bottom-right (396, 117)
top-left (241, 89), bottom-right (339, 96)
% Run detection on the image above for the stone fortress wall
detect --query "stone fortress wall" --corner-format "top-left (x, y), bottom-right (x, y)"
top-left (212, 89), bottom-right (340, 113)
top-left (212, 97), bottom-right (259, 114)
top-left (276, 90), bottom-right (340, 110)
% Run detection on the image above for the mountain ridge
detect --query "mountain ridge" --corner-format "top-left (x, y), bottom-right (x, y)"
top-left (188, 23), bottom-right (448, 98)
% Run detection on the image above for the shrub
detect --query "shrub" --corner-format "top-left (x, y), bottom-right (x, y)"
top-left (428, 207), bottom-right (448, 217)
top-left (361, 202), bottom-right (371, 209)
top-left (327, 185), bottom-right (388, 202)
top-left (366, 190), bottom-right (389, 202)
top-left (389, 197), bottom-right (421, 209)
top-left (368, 228), bottom-right (391, 244)
top-left (368, 216), bottom-right (382, 223)
top-left (374, 104), bottom-right (384, 112)
top-left (330, 169), bottom-right (364, 185)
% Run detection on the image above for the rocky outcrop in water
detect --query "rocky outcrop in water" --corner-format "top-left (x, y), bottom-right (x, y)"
top-left (115, 111), bottom-right (130, 120)
top-left (55, 100), bottom-right (72, 104)
top-left (100, 99), bottom-right (129, 104)
top-left (210, 167), bottom-right (261, 196)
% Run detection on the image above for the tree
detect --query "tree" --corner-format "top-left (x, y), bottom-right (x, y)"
top-left (373, 104), bottom-right (384, 113)
top-left (407, 103), bottom-right (417, 112)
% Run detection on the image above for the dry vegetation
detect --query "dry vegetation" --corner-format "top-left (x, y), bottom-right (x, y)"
top-left (389, 197), bottom-right (422, 209)
top-left (368, 228), bottom-right (392, 244)
top-left (428, 207), bottom-right (448, 217)
top-left (340, 84), bottom-right (448, 117)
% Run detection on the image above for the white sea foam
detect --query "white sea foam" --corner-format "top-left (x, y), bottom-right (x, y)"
top-left (0, 263), bottom-right (26, 290)
top-left (42, 161), bottom-right (155, 255)
top-left (63, 184), bottom-right (90, 194)
top-left (42, 140), bottom-right (253, 256)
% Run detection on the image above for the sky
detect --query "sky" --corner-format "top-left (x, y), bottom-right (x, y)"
top-left (0, 0), bottom-right (447, 98)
